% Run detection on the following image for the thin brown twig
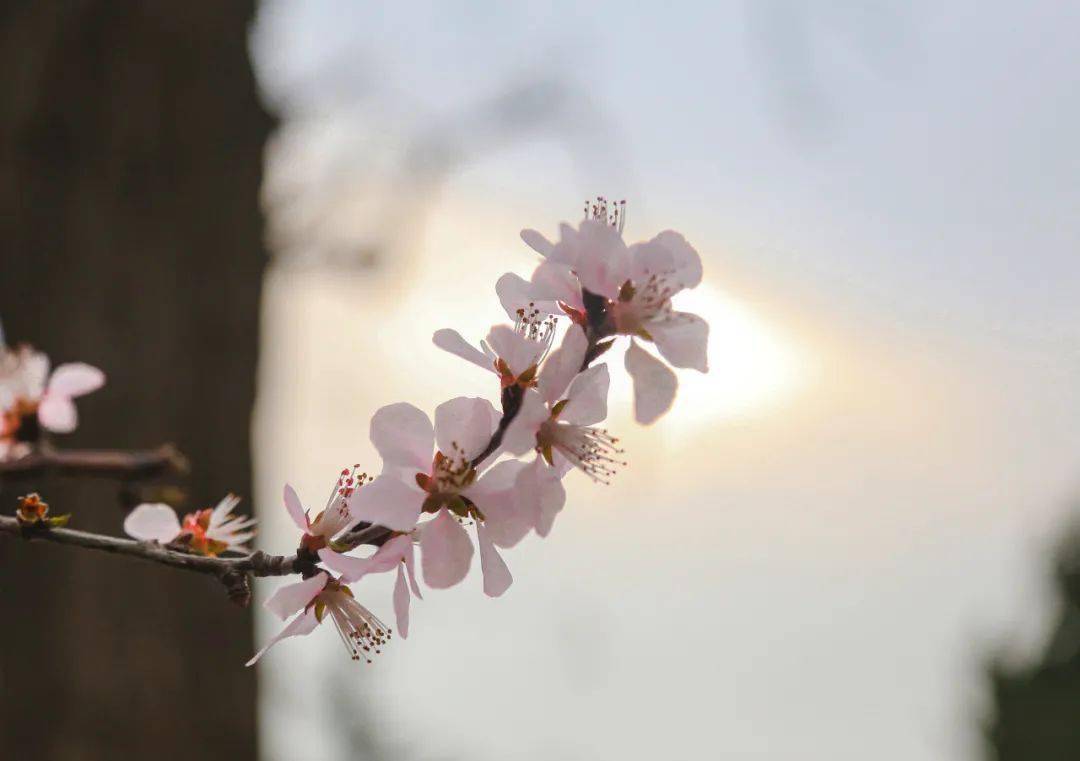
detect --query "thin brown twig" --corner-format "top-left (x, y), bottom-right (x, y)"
top-left (0, 443), bottom-right (189, 478)
top-left (0, 515), bottom-right (312, 605)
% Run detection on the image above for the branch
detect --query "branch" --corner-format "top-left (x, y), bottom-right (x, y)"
top-left (0, 515), bottom-right (313, 605)
top-left (0, 443), bottom-right (188, 478)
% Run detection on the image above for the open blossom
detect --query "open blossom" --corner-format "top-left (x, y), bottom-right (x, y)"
top-left (502, 325), bottom-right (622, 484)
top-left (352, 397), bottom-right (532, 596)
top-left (247, 571), bottom-right (391, 666)
top-left (319, 532), bottom-right (422, 637)
top-left (520, 198), bottom-right (709, 424)
top-left (433, 286), bottom-right (558, 390)
top-left (124, 494), bottom-right (254, 556)
top-left (283, 465), bottom-right (371, 569)
top-left (0, 341), bottom-right (105, 457)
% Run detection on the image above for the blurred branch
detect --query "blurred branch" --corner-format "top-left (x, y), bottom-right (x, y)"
top-left (0, 443), bottom-right (188, 478)
top-left (0, 515), bottom-right (311, 606)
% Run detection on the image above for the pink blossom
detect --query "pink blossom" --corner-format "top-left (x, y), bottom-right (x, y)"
top-left (124, 494), bottom-right (255, 556)
top-left (502, 325), bottom-right (624, 485)
top-left (282, 466), bottom-right (370, 565)
top-left (521, 199), bottom-right (709, 424)
top-left (318, 533), bottom-right (423, 638)
top-left (0, 342), bottom-right (105, 456)
top-left (246, 572), bottom-right (391, 666)
top-left (352, 398), bottom-right (531, 596)
top-left (432, 322), bottom-right (554, 390)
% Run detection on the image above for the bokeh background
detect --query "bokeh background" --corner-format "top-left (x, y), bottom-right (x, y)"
top-left (3, 2), bottom-right (1079, 760)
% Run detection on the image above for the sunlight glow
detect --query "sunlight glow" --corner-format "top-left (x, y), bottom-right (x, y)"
top-left (610, 283), bottom-right (806, 429)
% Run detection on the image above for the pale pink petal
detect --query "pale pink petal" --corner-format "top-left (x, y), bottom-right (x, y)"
top-left (499, 389), bottom-right (547, 456)
top-left (351, 474), bottom-right (423, 532)
top-left (419, 508), bottom-right (473, 589)
top-left (530, 260), bottom-right (583, 312)
top-left (464, 459), bottom-right (531, 548)
top-left (123, 503), bottom-right (182, 543)
top-left (625, 341), bottom-right (678, 424)
top-left (648, 312), bottom-right (709, 372)
top-left (485, 325), bottom-right (543, 377)
top-left (514, 458), bottom-right (567, 537)
top-left (317, 548), bottom-right (375, 581)
top-left (47, 363), bottom-right (105, 397)
top-left (476, 523), bottom-right (513, 597)
top-left (537, 325), bottom-right (588, 404)
top-left (520, 228), bottom-right (555, 258)
top-left (402, 539), bottom-right (422, 598)
top-left (319, 533), bottom-right (412, 582)
top-left (20, 349), bottom-right (50, 399)
top-left (393, 564), bottom-right (411, 638)
top-left (263, 572), bottom-right (328, 621)
top-left (573, 219), bottom-right (631, 299)
top-left (370, 402), bottom-right (434, 471)
top-left (496, 272), bottom-right (535, 321)
top-left (561, 364), bottom-right (610, 426)
top-left (433, 396), bottom-right (499, 461)
top-left (547, 222), bottom-right (582, 267)
top-left (246, 608), bottom-right (320, 667)
top-left (283, 484), bottom-right (310, 532)
top-left (433, 329), bottom-right (496, 373)
top-left (652, 230), bottom-right (703, 289)
top-left (37, 394), bottom-right (77, 433)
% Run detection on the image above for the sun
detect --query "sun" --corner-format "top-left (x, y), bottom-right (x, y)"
top-left (606, 282), bottom-right (806, 429)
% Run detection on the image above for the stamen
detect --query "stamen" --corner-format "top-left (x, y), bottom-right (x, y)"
top-left (540, 420), bottom-right (626, 484)
top-left (584, 196), bottom-right (627, 233)
top-left (322, 588), bottom-right (392, 664)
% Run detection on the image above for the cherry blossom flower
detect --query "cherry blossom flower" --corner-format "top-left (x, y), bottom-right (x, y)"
top-left (246, 571), bottom-right (391, 666)
top-left (352, 397), bottom-right (531, 596)
top-left (124, 494), bottom-right (255, 556)
top-left (520, 198), bottom-right (709, 424)
top-left (0, 340), bottom-right (105, 457)
top-left (319, 532), bottom-right (422, 637)
top-left (502, 325), bottom-right (624, 485)
top-left (282, 465), bottom-right (372, 569)
top-left (432, 320), bottom-right (554, 390)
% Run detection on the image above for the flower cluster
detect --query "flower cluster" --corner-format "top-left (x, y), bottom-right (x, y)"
top-left (0, 333), bottom-right (105, 460)
top-left (250, 199), bottom-right (710, 664)
top-left (124, 495), bottom-right (255, 556)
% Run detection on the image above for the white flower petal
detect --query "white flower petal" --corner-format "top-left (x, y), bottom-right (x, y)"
top-left (370, 402), bottom-right (434, 471)
top-left (537, 325), bottom-right (588, 404)
top-left (393, 564), bottom-right (412, 639)
top-left (476, 522), bottom-right (513, 597)
top-left (246, 608), bottom-right (320, 667)
top-left (561, 363), bottom-right (610, 426)
top-left (465, 460), bottom-right (531, 548)
top-left (123, 503), bottom-right (182, 544)
top-left (499, 389), bottom-right (548, 456)
top-left (37, 394), bottom-right (77, 433)
top-left (433, 396), bottom-right (499, 461)
top-left (420, 508), bottom-right (474, 589)
top-left (485, 325), bottom-right (543, 377)
top-left (351, 474), bottom-right (423, 532)
top-left (648, 312), bottom-right (709, 372)
top-left (520, 228), bottom-right (555, 258)
top-left (530, 260), bottom-right (583, 312)
top-left (653, 230), bottom-right (703, 289)
top-left (573, 219), bottom-right (632, 299)
top-left (625, 341), bottom-right (678, 424)
top-left (282, 483), bottom-right (310, 532)
top-left (433, 329), bottom-right (495, 373)
top-left (47, 363), bottom-right (105, 397)
top-left (515, 458), bottom-right (567, 538)
top-left (263, 572), bottom-right (328, 622)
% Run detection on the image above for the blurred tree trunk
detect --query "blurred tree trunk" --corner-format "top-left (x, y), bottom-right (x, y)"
top-left (0, 3), bottom-right (270, 760)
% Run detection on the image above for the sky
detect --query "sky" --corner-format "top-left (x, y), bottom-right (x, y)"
top-left (247, 2), bottom-right (1080, 759)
